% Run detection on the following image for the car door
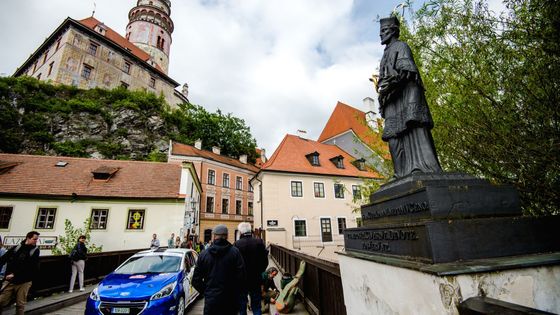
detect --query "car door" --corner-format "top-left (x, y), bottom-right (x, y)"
top-left (185, 251), bottom-right (198, 304)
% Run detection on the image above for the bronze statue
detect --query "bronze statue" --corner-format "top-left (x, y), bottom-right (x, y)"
top-left (377, 16), bottom-right (442, 178)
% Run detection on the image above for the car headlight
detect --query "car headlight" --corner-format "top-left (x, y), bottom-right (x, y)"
top-left (90, 287), bottom-right (100, 301)
top-left (150, 282), bottom-right (176, 300)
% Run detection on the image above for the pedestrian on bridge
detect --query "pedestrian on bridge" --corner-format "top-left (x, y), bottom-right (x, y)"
top-left (150, 233), bottom-right (160, 250)
top-left (68, 235), bottom-right (87, 293)
top-left (235, 222), bottom-right (268, 315)
top-left (192, 224), bottom-right (245, 315)
top-left (167, 233), bottom-right (175, 248)
top-left (0, 231), bottom-right (40, 315)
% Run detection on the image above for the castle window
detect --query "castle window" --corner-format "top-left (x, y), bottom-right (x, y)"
top-left (123, 61), bottom-right (132, 74)
top-left (37, 73), bottom-right (42, 80)
top-left (149, 77), bottom-right (156, 88)
top-left (43, 49), bottom-right (49, 64)
top-left (56, 37), bottom-right (62, 50)
top-left (32, 61), bottom-right (38, 73)
top-left (87, 41), bottom-right (99, 56)
top-left (81, 64), bottom-right (93, 80)
top-left (120, 81), bottom-right (129, 89)
top-left (47, 62), bottom-right (54, 76)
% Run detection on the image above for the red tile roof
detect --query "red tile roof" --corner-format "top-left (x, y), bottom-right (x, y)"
top-left (262, 134), bottom-right (382, 178)
top-left (0, 154), bottom-right (182, 199)
top-left (318, 102), bottom-right (389, 158)
top-left (171, 142), bottom-right (260, 173)
top-left (78, 17), bottom-right (165, 73)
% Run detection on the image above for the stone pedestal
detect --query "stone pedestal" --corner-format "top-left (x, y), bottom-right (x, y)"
top-left (345, 173), bottom-right (560, 263)
top-left (341, 173), bottom-right (560, 314)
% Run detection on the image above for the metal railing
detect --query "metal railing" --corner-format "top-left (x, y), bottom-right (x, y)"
top-left (292, 235), bottom-right (344, 250)
top-left (270, 244), bottom-right (346, 315)
top-left (30, 248), bottom-right (143, 298)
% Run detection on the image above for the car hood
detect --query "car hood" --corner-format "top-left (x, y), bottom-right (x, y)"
top-left (98, 273), bottom-right (178, 299)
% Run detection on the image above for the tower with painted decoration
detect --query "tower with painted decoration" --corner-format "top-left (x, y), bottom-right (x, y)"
top-left (126, 0), bottom-right (174, 74)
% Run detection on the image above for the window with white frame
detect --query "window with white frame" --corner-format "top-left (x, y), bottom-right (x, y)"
top-left (126, 209), bottom-right (145, 230)
top-left (90, 208), bottom-right (109, 229)
top-left (314, 182), bottom-right (325, 198)
top-left (291, 181), bottom-right (303, 197)
top-left (223, 173), bottom-right (230, 188)
top-left (334, 183), bottom-right (345, 199)
top-left (294, 219), bottom-right (307, 237)
top-left (352, 185), bottom-right (361, 199)
top-left (235, 200), bottom-right (242, 215)
top-left (236, 176), bottom-right (243, 190)
top-left (206, 196), bottom-right (214, 213)
top-left (207, 169), bottom-right (215, 185)
top-left (0, 206), bottom-right (13, 229)
top-left (222, 198), bottom-right (229, 214)
top-left (35, 207), bottom-right (57, 229)
top-left (337, 217), bottom-right (347, 234)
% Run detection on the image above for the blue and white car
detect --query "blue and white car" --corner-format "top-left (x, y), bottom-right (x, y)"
top-left (85, 248), bottom-right (199, 315)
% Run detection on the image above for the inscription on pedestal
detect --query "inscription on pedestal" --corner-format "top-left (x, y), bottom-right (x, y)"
top-left (363, 202), bottom-right (429, 220)
top-left (345, 226), bottom-right (431, 261)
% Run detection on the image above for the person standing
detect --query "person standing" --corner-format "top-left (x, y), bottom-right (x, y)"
top-left (150, 233), bottom-right (160, 250)
top-left (0, 237), bottom-right (7, 280)
top-left (68, 235), bottom-right (87, 293)
top-left (174, 236), bottom-right (181, 248)
top-left (234, 222), bottom-right (268, 315)
top-left (192, 225), bottom-right (245, 315)
top-left (377, 16), bottom-right (442, 178)
top-left (167, 233), bottom-right (175, 249)
top-left (0, 231), bottom-right (40, 315)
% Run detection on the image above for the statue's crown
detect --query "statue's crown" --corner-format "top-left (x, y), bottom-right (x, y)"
top-left (380, 16), bottom-right (400, 28)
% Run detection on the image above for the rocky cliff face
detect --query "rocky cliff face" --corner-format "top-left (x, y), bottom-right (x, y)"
top-left (0, 77), bottom-right (173, 161)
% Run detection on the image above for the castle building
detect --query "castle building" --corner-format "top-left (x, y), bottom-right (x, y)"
top-left (13, 1), bottom-right (187, 107)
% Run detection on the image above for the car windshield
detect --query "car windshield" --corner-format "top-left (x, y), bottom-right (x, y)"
top-left (115, 255), bottom-right (181, 274)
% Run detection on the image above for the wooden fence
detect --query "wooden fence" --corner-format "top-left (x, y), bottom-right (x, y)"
top-left (270, 244), bottom-right (346, 315)
top-left (30, 248), bottom-right (143, 298)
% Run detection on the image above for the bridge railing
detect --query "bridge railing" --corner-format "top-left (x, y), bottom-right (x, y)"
top-left (269, 244), bottom-right (346, 315)
top-left (31, 248), bottom-right (144, 298)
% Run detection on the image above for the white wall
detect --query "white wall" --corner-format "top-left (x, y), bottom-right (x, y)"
top-left (0, 197), bottom-right (185, 255)
top-left (256, 172), bottom-right (364, 249)
top-left (338, 254), bottom-right (560, 315)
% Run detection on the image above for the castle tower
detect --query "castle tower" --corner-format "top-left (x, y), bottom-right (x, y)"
top-left (126, 0), bottom-right (174, 74)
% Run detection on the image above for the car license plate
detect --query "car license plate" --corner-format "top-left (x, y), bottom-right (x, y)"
top-left (112, 307), bottom-right (130, 314)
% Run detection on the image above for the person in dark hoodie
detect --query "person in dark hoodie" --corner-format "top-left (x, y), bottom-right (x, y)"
top-left (192, 224), bottom-right (245, 315)
top-left (68, 235), bottom-right (88, 293)
top-left (0, 231), bottom-right (40, 315)
top-left (234, 222), bottom-right (268, 315)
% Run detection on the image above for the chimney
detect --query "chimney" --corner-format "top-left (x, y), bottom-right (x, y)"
top-left (363, 97), bottom-right (379, 132)
top-left (296, 130), bottom-right (307, 138)
top-left (260, 148), bottom-right (267, 163)
top-left (194, 139), bottom-right (202, 150)
top-left (212, 146), bottom-right (221, 155)
top-left (239, 154), bottom-right (248, 164)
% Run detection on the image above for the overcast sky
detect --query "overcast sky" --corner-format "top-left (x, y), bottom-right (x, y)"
top-left (0, 0), bottom-right (427, 156)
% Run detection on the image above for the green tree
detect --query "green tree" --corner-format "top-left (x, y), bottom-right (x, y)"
top-left (166, 103), bottom-right (258, 162)
top-left (51, 218), bottom-right (102, 255)
top-left (399, 0), bottom-right (559, 215)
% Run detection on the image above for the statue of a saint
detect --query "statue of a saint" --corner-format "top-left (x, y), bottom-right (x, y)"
top-left (377, 16), bottom-right (442, 178)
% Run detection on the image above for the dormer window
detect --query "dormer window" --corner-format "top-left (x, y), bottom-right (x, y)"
top-left (352, 158), bottom-right (366, 171)
top-left (305, 151), bottom-right (320, 166)
top-left (94, 23), bottom-right (107, 36)
top-left (330, 155), bottom-right (345, 169)
top-left (92, 166), bottom-right (119, 180)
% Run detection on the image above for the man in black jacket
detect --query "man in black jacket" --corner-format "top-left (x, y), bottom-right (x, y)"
top-left (0, 231), bottom-right (40, 315)
top-left (192, 225), bottom-right (245, 315)
top-left (234, 222), bottom-right (268, 315)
